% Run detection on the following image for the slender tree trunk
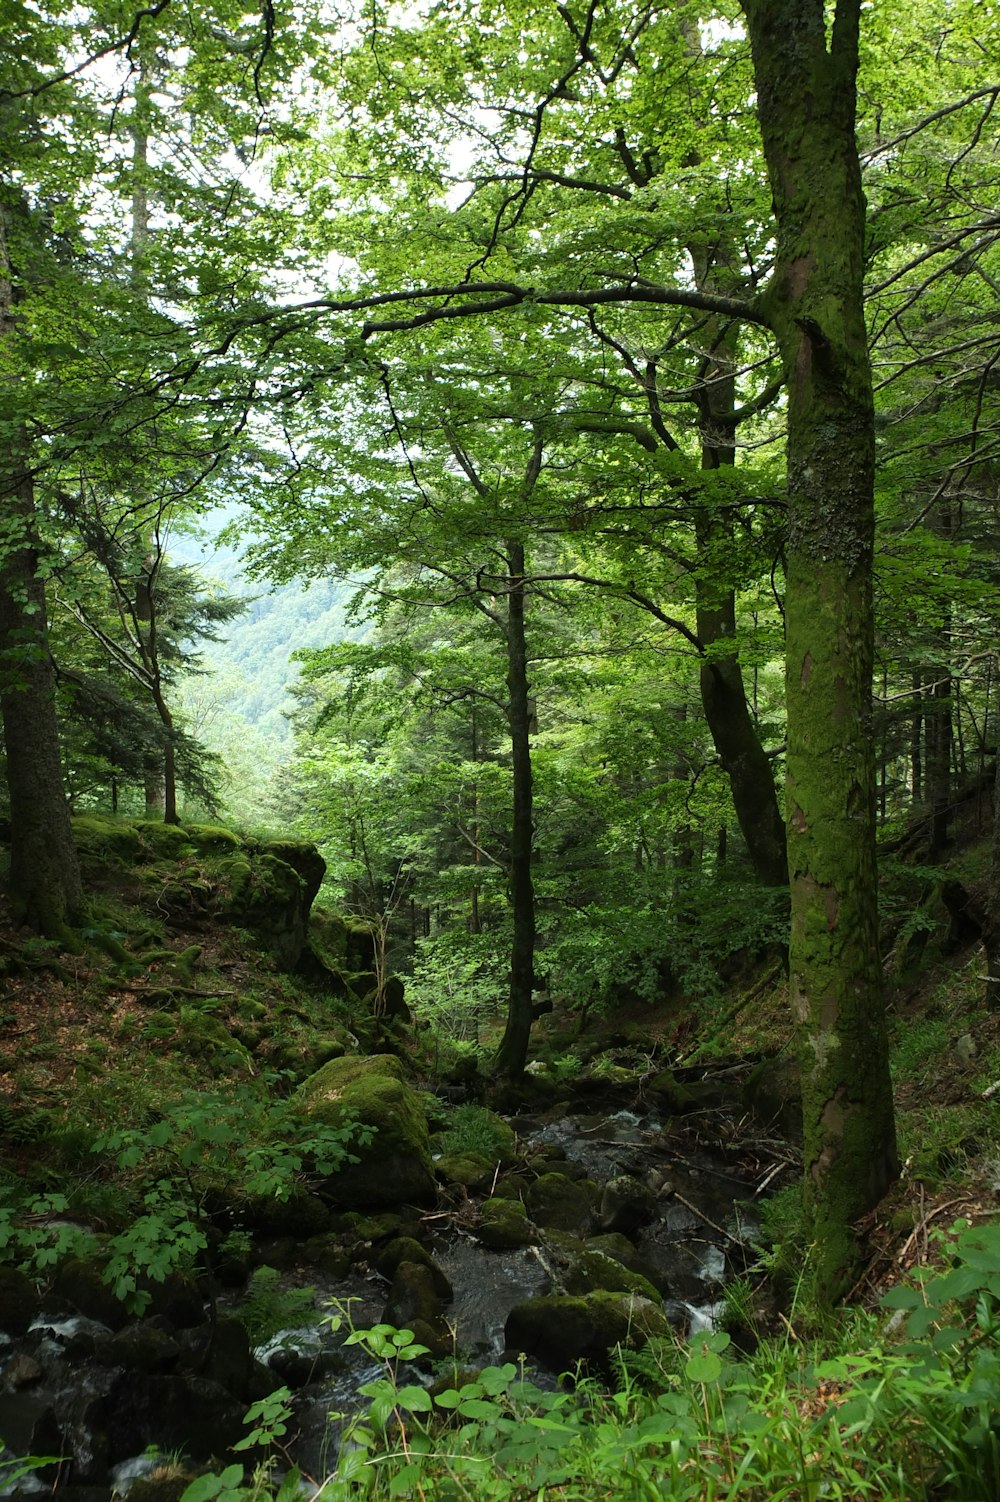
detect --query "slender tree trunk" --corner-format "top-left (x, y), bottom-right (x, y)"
top-left (911, 670), bottom-right (923, 805)
top-left (495, 540), bottom-right (536, 1078)
top-left (470, 703), bottom-right (481, 935)
top-left (0, 211), bottom-right (83, 932)
top-left (983, 667), bottom-right (1000, 1011)
top-left (694, 328), bottom-right (788, 887)
top-left (136, 555), bottom-right (179, 823)
top-left (742, 0), bottom-right (899, 1300)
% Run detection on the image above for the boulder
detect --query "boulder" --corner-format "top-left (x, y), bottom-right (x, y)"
top-left (433, 1151), bottom-right (497, 1191)
top-left (742, 1052), bottom-right (803, 1141)
top-left (382, 1261), bottom-right (453, 1360)
top-left (105, 1372), bottom-right (245, 1462)
top-left (545, 1232), bottom-right (662, 1302)
top-left (0, 1393), bottom-right (64, 1479)
top-left (504, 1292), bottom-right (669, 1373)
top-left (0, 1265), bottom-right (40, 1336)
top-left (598, 1175), bottom-right (657, 1236)
top-left (51, 1259), bottom-right (130, 1331)
top-left (95, 1323), bottom-right (181, 1373)
top-left (476, 1198), bottom-right (535, 1251)
top-left (375, 1238), bottom-right (452, 1301)
top-left (524, 1173), bottom-right (595, 1235)
top-left (294, 1055), bottom-right (436, 1207)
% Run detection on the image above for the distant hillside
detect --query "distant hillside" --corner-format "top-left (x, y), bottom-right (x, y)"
top-left (170, 524), bottom-right (363, 741)
top-left (166, 516), bottom-right (363, 828)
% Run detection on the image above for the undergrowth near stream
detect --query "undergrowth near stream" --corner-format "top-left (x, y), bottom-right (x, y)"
top-left (171, 1219), bottom-right (1000, 1502)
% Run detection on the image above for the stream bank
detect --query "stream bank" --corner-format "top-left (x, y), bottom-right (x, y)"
top-left (0, 1080), bottom-right (794, 1496)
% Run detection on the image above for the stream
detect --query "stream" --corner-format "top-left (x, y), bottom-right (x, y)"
top-left (0, 1090), bottom-right (785, 1495)
top-left (256, 1098), bottom-right (770, 1483)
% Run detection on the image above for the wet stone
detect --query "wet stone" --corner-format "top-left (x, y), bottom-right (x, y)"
top-left (4, 1351), bottom-right (43, 1387)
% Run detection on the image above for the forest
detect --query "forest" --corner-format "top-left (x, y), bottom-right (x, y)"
top-left (1, 0), bottom-right (1000, 1497)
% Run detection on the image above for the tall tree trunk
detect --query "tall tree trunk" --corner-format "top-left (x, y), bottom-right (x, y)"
top-left (742, 0), bottom-right (899, 1300)
top-left (136, 554), bottom-right (179, 824)
top-left (0, 475), bottom-right (84, 932)
top-left (911, 669), bottom-right (923, 804)
top-left (694, 326), bottom-right (788, 888)
top-left (0, 210), bottom-right (83, 932)
top-left (495, 540), bottom-right (536, 1078)
top-left (983, 676), bottom-right (1000, 1011)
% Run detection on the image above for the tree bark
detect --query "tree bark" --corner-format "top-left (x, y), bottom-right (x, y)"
top-left (495, 539), bottom-right (537, 1078)
top-left (694, 327), bottom-right (788, 888)
top-left (0, 473), bottom-right (84, 932)
top-left (0, 210), bottom-right (83, 932)
top-left (984, 704), bottom-right (1000, 1011)
top-left (742, 0), bottom-right (899, 1300)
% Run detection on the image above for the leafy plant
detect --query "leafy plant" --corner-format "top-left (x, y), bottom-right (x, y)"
top-left (235, 1267), bottom-right (318, 1346)
top-left (438, 1105), bottom-right (509, 1161)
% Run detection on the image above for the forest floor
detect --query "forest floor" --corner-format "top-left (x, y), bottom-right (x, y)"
top-left (1, 811), bottom-right (999, 1309)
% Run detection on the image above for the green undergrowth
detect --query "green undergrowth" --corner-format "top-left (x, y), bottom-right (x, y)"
top-left (178, 1217), bottom-right (1000, 1502)
top-left (0, 1085), bottom-right (370, 1313)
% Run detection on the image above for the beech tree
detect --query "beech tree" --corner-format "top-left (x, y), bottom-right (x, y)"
top-left (234, 0), bottom-right (903, 1293)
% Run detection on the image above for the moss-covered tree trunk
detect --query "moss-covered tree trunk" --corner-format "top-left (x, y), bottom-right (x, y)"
top-left (0, 474), bottom-right (84, 932)
top-left (742, 0), bottom-right (899, 1299)
top-left (983, 696), bottom-right (1000, 1011)
top-left (495, 539), bottom-right (536, 1079)
top-left (695, 326), bottom-right (788, 889)
top-left (0, 210), bottom-right (83, 933)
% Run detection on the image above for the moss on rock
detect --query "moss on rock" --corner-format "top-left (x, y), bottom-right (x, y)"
top-left (545, 1231), bottom-right (662, 1302)
top-left (524, 1172), bottom-right (596, 1235)
top-left (294, 1055), bottom-right (436, 1207)
top-left (72, 814), bottom-right (142, 865)
top-left (477, 1197), bottom-right (534, 1251)
top-left (504, 1291), bottom-right (669, 1372)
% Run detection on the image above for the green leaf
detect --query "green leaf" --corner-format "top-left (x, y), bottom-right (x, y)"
top-left (394, 1384), bottom-right (433, 1413)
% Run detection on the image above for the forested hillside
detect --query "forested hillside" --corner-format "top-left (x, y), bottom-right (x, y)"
top-left (1, 0), bottom-right (999, 1495)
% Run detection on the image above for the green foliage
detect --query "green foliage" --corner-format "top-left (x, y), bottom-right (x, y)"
top-left (0, 1086), bottom-right (370, 1313)
top-left (235, 1267), bottom-right (317, 1346)
top-left (438, 1105), bottom-right (509, 1161)
top-left (181, 1281), bottom-right (1000, 1502)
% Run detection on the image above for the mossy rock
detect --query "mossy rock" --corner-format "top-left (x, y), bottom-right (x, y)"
top-left (135, 821), bottom-right (197, 861)
top-left (176, 1008), bottom-right (251, 1073)
top-left (209, 851), bottom-right (314, 969)
top-left (524, 1173), bottom-right (596, 1234)
top-left (382, 1261), bottom-right (453, 1360)
top-left (545, 1231), bottom-right (662, 1302)
top-left (477, 1197), bottom-right (535, 1251)
top-left (491, 1172), bottom-right (531, 1202)
top-left (504, 1292), bottom-right (669, 1372)
top-left (308, 908), bottom-right (378, 973)
top-left (742, 1052), bottom-right (803, 1141)
top-left (294, 1055), bottom-right (436, 1207)
top-left (646, 1070), bottom-right (698, 1112)
top-left (255, 840), bottom-right (327, 907)
top-left (225, 1186), bottom-right (332, 1239)
top-left (301, 1234), bottom-right (352, 1278)
top-left (184, 824), bottom-right (242, 853)
top-left (376, 1238), bottom-right (452, 1300)
top-left (0, 1266), bottom-right (41, 1336)
top-left (580, 1059), bottom-right (634, 1087)
top-left (433, 1151), bottom-right (497, 1190)
top-left (52, 1257), bottom-right (130, 1330)
top-left (585, 1234), bottom-right (660, 1283)
top-left (334, 1210), bottom-right (406, 1244)
top-left (72, 814), bottom-right (142, 864)
top-left (598, 1175), bottom-right (657, 1235)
